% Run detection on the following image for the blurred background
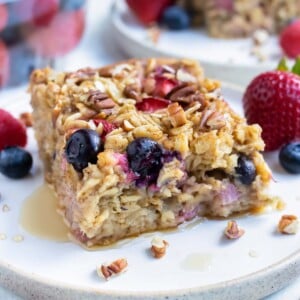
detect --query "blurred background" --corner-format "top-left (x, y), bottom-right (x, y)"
top-left (0, 0), bottom-right (299, 91)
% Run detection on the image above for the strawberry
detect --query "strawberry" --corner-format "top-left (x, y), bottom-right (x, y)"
top-left (93, 119), bottom-right (117, 138)
top-left (126, 0), bottom-right (173, 25)
top-left (154, 75), bottom-right (178, 98)
top-left (0, 4), bottom-right (8, 31)
top-left (280, 19), bottom-right (300, 59)
top-left (243, 59), bottom-right (300, 151)
top-left (0, 109), bottom-right (27, 151)
top-left (0, 40), bottom-right (10, 87)
top-left (28, 9), bottom-right (85, 57)
top-left (32, 0), bottom-right (60, 26)
top-left (136, 97), bottom-right (171, 112)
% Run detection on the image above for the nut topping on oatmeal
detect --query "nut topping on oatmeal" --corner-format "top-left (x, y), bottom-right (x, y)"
top-left (224, 220), bottom-right (245, 239)
top-left (19, 112), bottom-right (33, 127)
top-left (97, 258), bottom-right (128, 280)
top-left (167, 102), bottom-right (187, 127)
top-left (278, 215), bottom-right (299, 234)
top-left (86, 91), bottom-right (115, 110)
top-left (150, 236), bottom-right (169, 258)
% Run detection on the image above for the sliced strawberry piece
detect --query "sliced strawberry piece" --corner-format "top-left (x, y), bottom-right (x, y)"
top-left (126, 0), bottom-right (173, 25)
top-left (32, 0), bottom-right (60, 26)
top-left (0, 109), bottom-right (27, 151)
top-left (93, 119), bottom-right (117, 138)
top-left (243, 70), bottom-right (300, 151)
top-left (136, 97), bottom-right (171, 112)
top-left (154, 75), bottom-right (178, 98)
top-left (0, 40), bottom-right (10, 88)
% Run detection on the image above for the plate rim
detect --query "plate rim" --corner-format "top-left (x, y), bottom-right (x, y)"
top-left (0, 85), bottom-right (299, 300)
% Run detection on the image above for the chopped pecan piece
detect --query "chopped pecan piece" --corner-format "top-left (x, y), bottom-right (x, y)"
top-left (97, 258), bottom-right (128, 280)
top-left (224, 220), bottom-right (245, 239)
top-left (200, 109), bottom-right (226, 130)
top-left (278, 215), bottom-right (299, 234)
top-left (86, 91), bottom-right (115, 110)
top-left (123, 83), bottom-right (141, 100)
top-left (66, 67), bottom-right (97, 84)
top-left (167, 102), bottom-right (187, 127)
top-left (167, 83), bottom-right (205, 105)
top-left (19, 112), bottom-right (33, 127)
top-left (150, 236), bottom-right (169, 258)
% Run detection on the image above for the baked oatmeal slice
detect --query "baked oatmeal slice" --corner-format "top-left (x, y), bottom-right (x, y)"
top-left (30, 58), bottom-right (276, 247)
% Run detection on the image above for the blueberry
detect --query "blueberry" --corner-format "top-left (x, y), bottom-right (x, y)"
top-left (279, 142), bottom-right (300, 174)
top-left (60, 0), bottom-right (85, 11)
top-left (126, 138), bottom-right (163, 185)
top-left (65, 129), bottom-right (102, 172)
top-left (0, 26), bottom-right (23, 46)
top-left (0, 147), bottom-right (33, 179)
top-left (235, 155), bottom-right (256, 185)
top-left (160, 6), bottom-right (190, 30)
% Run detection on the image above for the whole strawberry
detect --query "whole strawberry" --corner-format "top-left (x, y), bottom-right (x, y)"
top-left (243, 59), bottom-right (300, 151)
top-left (126, 0), bottom-right (173, 25)
top-left (280, 19), bottom-right (300, 59)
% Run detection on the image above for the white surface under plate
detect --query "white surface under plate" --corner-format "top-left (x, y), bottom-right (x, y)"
top-left (111, 0), bottom-right (286, 86)
top-left (0, 85), bottom-right (300, 300)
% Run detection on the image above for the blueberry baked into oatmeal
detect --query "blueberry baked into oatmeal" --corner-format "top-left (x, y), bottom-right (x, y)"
top-left (29, 58), bottom-right (276, 247)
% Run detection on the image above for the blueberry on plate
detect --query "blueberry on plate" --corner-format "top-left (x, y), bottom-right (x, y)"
top-left (160, 5), bottom-right (190, 30)
top-left (0, 147), bottom-right (33, 179)
top-left (279, 142), bottom-right (300, 174)
top-left (126, 138), bottom-right (163, 185)
top-left (60, 0), bottom-right (85, 11)
top-left (235, 155), bottom-right (256, 185)
top-left (65, 129), bottom-right (103, 172)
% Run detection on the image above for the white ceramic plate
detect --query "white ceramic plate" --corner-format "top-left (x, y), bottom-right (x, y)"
top-left (110, 1), bottom-right (286, 86)
top-left (0, 85), bottom-right (300, 300)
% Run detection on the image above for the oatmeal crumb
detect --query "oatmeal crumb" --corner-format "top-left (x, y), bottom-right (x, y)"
top-left (147, 26), bottom-right (161, 44)
top-left (248, 249), bottom-right (259, 258)
top-left (224, 220), bottom-right (245, 239)
top-left (2, 204), bottom-right (10, 212)
top-left (278, 215), bottom-right (299, 234)
top-left (97, 258), bottom-right (128, 280)
top-left (12, 234), bottom-right (24, 242)
top-left (150, 236), bottom-right (169, 258)
top-left (0, 233), bottom-right (7, 240)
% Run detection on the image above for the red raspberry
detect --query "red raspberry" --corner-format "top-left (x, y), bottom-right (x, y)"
top-left (0, 4), bottom-right (8, 31)
top-left (28, 9), bottom-right (85, 57)
top-left (280, 20), bottom-right (300, 59)
top-left (243, 70), bottom-right (300, 151)
top-left (126, 0), bottom-right (173, 25)
top-left (136, 97), bottom-right (171, 112)
top-left (0, 109), bottom-right (27, 151)
top-left (32, 0), bottom-right (59, 26)
top-left (93, 119), bottom-right (117, 138)
top-left (0, 40), bottom-right (10, 88)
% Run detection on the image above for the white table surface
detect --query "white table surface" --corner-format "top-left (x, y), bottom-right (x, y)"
top-left (0, 0), bottom-right (299, 299)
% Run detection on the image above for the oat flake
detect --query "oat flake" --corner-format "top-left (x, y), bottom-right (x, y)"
top-left (249, 250), bottom-right (259, 258)
top-left (0, 233), bottom-right (7, 240)
top-left (2, 204), bottom-right (10, 212)
top-left (13, 234), bottom-right (24, 242)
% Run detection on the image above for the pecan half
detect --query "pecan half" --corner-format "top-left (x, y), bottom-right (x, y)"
top-left (66, 67), bottom-right (97, 84)
top-left (224, 220), bottom-right (245, 239)
top-left (150, 236), bottom-right (169, 259)
top-left (86, 90), bottom-right (115, 110)
top-left (278, 215), bottom-right (299, 234)
top-left (97, 258), bottom-right (128, 280)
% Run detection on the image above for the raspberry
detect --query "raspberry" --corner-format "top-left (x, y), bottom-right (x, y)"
top-left (280, 19), bottom-right (300, 59)
top-left (0, 109), bottom-right (27, 151)
top-left (28, 9), bottom-right (85, 57)
top-left (0, 40), bottom-right (10, 88)
top-left (136, 97), bottom-right (171, 112)
top-left (0, 4), bottom-right (8, 31)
